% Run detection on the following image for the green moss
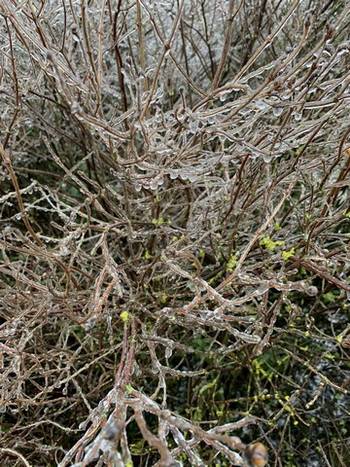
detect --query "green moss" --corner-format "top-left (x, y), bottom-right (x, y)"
top-left (281, 248), bottom-right (295, 261)
top-left (322, 291), bottom-right (338, 304)
top-left (226, 254), bottom-right (237, 272)
top-left (260, 236), bottom-right (285, 251)
top-left (152, 216), bottom-right (166, 226)
top-left (120, 311), bottom-right (130, 322)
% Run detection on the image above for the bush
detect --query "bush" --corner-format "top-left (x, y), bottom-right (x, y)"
top-left (0, 0), bottom-right (349, 465)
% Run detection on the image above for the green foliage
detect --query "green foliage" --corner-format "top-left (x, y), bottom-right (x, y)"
top-left (281, 247), bottom-right (295, 261)
top-left (260, 236), bottom-right (285, 252)
top-left (226, 254), bottom-right (237, 272)
top-left (120, 311), bottom-right (130, 322)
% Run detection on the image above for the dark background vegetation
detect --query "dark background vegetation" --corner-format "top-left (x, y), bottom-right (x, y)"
top-left (0, 0), bottom-right (350, 465)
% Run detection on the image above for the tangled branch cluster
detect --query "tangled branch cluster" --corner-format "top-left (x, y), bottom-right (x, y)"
top-left (1, 0), bottom-right (350, 465)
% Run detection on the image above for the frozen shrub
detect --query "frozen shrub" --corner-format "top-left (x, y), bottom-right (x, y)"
top-left (0, 0), bottom-right (349, 465)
